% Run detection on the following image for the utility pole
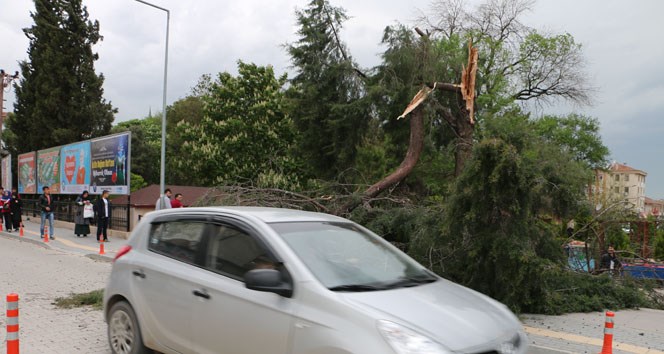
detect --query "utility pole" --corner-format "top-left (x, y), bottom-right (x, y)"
top-left (0, 69), bottom-right (20, 153)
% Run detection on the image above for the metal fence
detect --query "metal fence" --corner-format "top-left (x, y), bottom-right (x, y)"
top-left (21, 197), bottom-right (130, 232)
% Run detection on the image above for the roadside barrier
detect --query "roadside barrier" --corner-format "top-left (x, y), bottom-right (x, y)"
top-left (99, 240), bottom-right (105, 255)
top-left (44, 225), bottom-right (49, 243)
top-left (6, 293), bottom-right (20, 354)
top-left (600, 311), bottom-right (614, 354)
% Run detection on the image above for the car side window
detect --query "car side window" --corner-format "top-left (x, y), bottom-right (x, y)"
top-left (149, 220), bottom-right (205, 264)
top-left (204, 224), bottom-right (276, 280)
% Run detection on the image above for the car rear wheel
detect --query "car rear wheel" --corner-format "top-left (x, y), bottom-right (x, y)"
top-left (108, 301), bottom-right (151, 354)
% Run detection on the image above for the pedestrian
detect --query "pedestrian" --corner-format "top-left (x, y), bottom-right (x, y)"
top-left (39, 186), bottom-right (55, 240)
top-left (94, 190), bottom-right (111, 242)
top-left (155, 188), bottom-right (172, 210)
top-left (170, 193), bottom-right (184, 208)
top-left (9, 191), bottom-right (22, 231)
top-left (74, 190), bottom-right (93, 237)
top-left (566, 219), bottom-right (575, 237)
top-left (1, 190), bottom-right (12, 232)
top-left (600, 246), bottom-right (622, 272)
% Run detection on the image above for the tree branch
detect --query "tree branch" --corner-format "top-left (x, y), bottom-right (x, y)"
top-left (323, 6), bottom-right (367, 79)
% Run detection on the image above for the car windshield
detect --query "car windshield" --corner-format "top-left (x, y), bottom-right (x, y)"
top-left (269, 221), bottom-right (436, 291)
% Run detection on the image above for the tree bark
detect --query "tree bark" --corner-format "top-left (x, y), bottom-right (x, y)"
top-left (454, 95), bottom-right (474, 176)
top-left (428, 82), bottom-right (474, 176)
top-left (340, 105), bottom-right (425, 214)
top-left (365, 105), bottom-right (425, 198)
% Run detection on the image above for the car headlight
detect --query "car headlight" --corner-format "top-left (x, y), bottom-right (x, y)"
top-left (377, 320), bottom-right (453, 354)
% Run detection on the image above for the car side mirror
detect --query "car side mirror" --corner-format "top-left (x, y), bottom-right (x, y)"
top-left (244, 269), bottom-right (293, 298)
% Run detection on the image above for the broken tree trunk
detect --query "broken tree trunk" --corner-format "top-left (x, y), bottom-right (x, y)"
top-left (363, 105), bottom-right (425, 199)
top-left (339, 104), bottom-right (425, 215)
top-left (339, 38), bottom-right (478, 215)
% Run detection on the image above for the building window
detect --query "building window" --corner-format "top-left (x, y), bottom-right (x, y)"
top-left (625, 174), bottom-right (629, 182)
top-left (614, 174), bottom-right (620, 182)
top-left (614, 187), bottom-right (620, 194)
top-left (624, 187), bottom-right (629, 194)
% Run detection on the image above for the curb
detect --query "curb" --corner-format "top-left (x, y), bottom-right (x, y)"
top-left (0, 230), bottom-right (114, 263)
top-left (0, 232), bottom-right (51, 249)
top-left (529, 345), bottom-right (576, 354)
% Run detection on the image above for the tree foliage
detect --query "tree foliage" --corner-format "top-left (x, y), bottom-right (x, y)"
top-left (532, 113), bottom-right (609, 169)
top-left (165, 95), bottom-right (205, 184)
top-left (8, 0), bottom-right (115, 154)
top-left (407, 108), bottom-right (651, 313)
top-left (174, 61), bottom-right (300, 187)
top-left (111, 116), bottom-right (161, 185)
top-left (424, 0), bottom-right (592, 109)
top-left (286, 0), bottom-right (371, 179)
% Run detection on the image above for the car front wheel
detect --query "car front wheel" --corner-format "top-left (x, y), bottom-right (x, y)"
top-left (108, 301), bottom-right (151, 354)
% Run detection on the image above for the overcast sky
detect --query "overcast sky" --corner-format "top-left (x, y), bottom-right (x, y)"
top-left (2, 0), bottom-right (663, 196)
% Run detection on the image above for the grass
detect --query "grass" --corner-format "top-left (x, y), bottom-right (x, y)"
top-left (53, 289), bottom-right (104, 310)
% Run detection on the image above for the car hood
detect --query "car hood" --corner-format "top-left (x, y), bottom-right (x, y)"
top-left (340, 278), bottom-right (521, 351)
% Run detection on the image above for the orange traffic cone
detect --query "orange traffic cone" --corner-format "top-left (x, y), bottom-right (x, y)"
top-left (19, 224), bottom-right (24, 237)
top-left (44, 225), bottom-right (49, 243)
top-left (0, 222), bottom-right (3, 231)
top-left (99, 240), bottom-right (105, 255)
top-left (600, 311), bottom-right (614, 354)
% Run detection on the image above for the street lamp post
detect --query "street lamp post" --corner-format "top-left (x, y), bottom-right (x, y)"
top-left (135, 0), bottom-right (169, 209)
top-left (0, 69), bottom-right (20, 154)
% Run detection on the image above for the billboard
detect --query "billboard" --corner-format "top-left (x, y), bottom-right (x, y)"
top-left (59, 141), bottom-right (92, 195)
top-left (1, 155), bottom-right (11, 191)
top-left (90, 132), bottom-right (130, 195)
top-left (18, 152), bottom-right (37, 194)
top-left (37, 147), bottom-right (61, 193)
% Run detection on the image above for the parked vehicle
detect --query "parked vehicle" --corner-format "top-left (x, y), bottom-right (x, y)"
top-left (617, 251), bottom-right (664, 281)
top-left (104, 207), bottom-right (528, 354)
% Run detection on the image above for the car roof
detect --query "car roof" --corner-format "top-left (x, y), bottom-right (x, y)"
top-left (150, 206), bottom-right (348, 224)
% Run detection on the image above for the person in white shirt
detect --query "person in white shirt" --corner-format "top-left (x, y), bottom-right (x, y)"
top-left (155, 188), bottom-right (173, 210)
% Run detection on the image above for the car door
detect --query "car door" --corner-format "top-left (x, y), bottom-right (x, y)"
top-left (191, 220), bottom-right (296, 354)
top-left (130, 216), bottom-right (207, 354)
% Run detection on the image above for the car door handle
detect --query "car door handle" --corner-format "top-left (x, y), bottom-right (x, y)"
top-left (193, 289), bottom-right (210, 299)
top-left (132, 270), bottom-right (146, 279)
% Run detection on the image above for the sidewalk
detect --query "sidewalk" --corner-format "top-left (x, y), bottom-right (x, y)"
top-left (0, 219), bottom-right (126, 261)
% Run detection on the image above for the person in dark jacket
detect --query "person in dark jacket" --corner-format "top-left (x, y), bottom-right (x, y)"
top-left (1, 190), bottom-right (12, 232)
top-left (600, 246), bottom-right (622, 272)
top-left (94, 190), bottom-right (111, 242)
top-left (74, 190), bottom-right (92, 237)
top-left (9, 192), bottom-right (22, 231)
top-left (39, 186), bottom-right (55, 240)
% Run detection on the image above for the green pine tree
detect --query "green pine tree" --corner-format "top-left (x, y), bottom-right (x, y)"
top-left (286, 0), bottom-right (371, 180)
top-left (7, 0), bottom-right (115, 154)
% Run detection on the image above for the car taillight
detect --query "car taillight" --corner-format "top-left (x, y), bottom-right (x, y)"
top-left (114, 245), bottom-right (132, 262)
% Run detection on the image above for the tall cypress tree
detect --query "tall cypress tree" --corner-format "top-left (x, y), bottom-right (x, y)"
top-left (287, 0), bottom-right (370, 180)
top-left (7, 0), bottom-right (115, 153)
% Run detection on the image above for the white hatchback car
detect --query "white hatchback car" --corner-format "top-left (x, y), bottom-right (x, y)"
top-left (104, 207), bottom-right (528, 354)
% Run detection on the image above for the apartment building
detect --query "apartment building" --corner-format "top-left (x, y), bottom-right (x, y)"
top-left (591, 162), bottom-right (647, 213)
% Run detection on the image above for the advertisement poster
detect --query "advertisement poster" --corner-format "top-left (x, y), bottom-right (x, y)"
top-left (37, 147), bottom-right (61, 193)
top-left (18, 152), bottom-right (37, 194)
top-left (90, 132), bottom-right (130, 195)
top-left (59, 141), bottom-right (92, 195)
top-left (1, 155), bottom-right (11, 191)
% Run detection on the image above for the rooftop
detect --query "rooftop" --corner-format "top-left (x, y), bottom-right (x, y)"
top-left (610, 162), bottom-right (647, 175)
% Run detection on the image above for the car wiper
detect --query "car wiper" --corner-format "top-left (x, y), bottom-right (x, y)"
top-left (328, 284), bottom-right (386, 292)
top-left (382, 275), bottom-right (438, 289)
